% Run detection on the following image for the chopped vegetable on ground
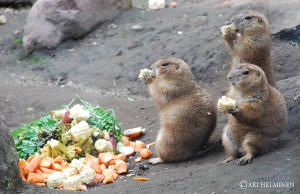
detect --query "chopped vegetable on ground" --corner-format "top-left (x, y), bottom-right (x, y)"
top-left (13, 97), bottom-right (153, 191)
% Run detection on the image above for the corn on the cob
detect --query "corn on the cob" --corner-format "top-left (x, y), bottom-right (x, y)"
top-left (68, 121), bottom-right (92, 142)
top-left (63, 175), bottom-right (82, 191)
top-left (95, 139), bottom-right (113, 153)
top-left (62, 167), bottom-right (78, 177)
top-left (46, 172), bottom-right (66, 188)
top-left (217, 96), bottom-right (237, 113)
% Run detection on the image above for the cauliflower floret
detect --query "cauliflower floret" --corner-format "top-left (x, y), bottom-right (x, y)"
top-left (69, 104), bottom-right (90, 122)
top-left (217, 96), bottom-right (237, 113)
top-left (62, 167), bottom-right (79, 177)
top-left (47, 171), bottom-right (66, 188)
top-left (63, 175), bottom-right (82, 191)
top-left (70, 159), bottom-right (85, 171)
top-left (80, 167), bottom-right (96, 184)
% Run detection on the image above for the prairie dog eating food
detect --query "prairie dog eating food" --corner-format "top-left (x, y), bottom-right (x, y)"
top-left (140, 56), bottom-right (217, 164)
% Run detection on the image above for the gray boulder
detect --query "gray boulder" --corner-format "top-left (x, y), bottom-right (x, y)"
top-left (23, 0), bottom-right (132, 52)
top-left (0, 115), bottom-right (22, 192)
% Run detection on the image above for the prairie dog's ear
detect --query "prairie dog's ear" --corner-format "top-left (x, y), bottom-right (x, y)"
top-left (258, 17), bottom-right (263, 24)
top-left (257, 69), bottom-right (261, 76)
top-left (175, 63), bottom-right (180, 70)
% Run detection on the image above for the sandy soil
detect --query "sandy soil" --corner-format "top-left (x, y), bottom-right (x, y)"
top-left (0, 0), bottom-right (299, 193)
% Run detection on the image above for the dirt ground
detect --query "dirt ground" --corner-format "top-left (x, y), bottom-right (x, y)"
top-left (0, 0), bottom-right (299, 193)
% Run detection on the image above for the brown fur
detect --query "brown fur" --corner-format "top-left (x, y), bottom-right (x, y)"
top-left (142, 56), bottom-right (217, 164)
top-left (223, 10), bottom-right (275, 87)
top-left (222, 63), bottom-right (287, 165)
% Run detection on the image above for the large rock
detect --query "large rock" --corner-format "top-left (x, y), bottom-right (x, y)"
top-left (0, 114), bottom-right (22, 192)
top-left (23, 0), bottom-right (132, 52)
top-left (0, 0), bottom-right (35, 5)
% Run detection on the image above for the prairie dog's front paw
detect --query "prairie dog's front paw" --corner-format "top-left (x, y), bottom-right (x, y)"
top-left (217, 96), bottom-right (237, 113)
top-left (228, 107), bottom-right (240, 116)
top-left (220, 24), bottom-right (238, 40)
top-left (139, 68), bottom-right (155, 81)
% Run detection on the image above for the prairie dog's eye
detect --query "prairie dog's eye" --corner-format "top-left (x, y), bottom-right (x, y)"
top-left (161, 63), bottom-right (169, 67)
top-left (244, 16), bottom-right (252, 20)
top-left (242, 71), bottom-right (249, 75)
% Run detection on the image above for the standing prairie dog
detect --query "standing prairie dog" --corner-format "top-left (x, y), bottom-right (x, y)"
top-left (221, 10), bottom-right (275, 87)
top-left (139, 56), bottom-right (217, 164)
top-left (220, 63), bottom-right (287, 165)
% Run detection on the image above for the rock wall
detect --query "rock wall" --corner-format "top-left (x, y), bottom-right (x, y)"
top-left (0, 114), bottom-right (22, 192)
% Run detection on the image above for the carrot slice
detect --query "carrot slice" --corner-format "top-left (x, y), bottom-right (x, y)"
top-left (27, 155), bottom-right (35, 163)
top-left (134, 141), bottom-right (146, 152)
top-left (39, 167), bottom-right (56, 174)
top-left (121, 136), bottom-right (131, 146)
top-left (75, 147), bottom-right (83, 155)
top-left (140, 148), bottom-right (153, 159)
top-left (115, 154), bottom-right (126, 161)
top-left (53, 163), bottom-right (63, 171)
top-left (86, 153), bottom-right (96, 161)
top-left (95, 174), bottom-right (105, 183)
top-left (100, 164), bottom-right (107, 171)
top-left (54, 156), bottom-right (63, 164)
top-left (61, 161), bottom-right (69, 169)
top-left (79, 185), bottom-right (87, 191)
top-left (107, 159), bottom-right (115, 166)
top-left (34, 168), bottom-right (43, 175)
top-left (98, 152), bottom-right (115, 165)
top-left (103, 173), bottom-right (114, 184)
top-left (115, 159), bottom-right (128, 174)
top-left (25, 154), bottom-right (41, 174)
top-left (35, 182), bottom-right (46, 187)
top-left (87, 158), bottom-right (101, 174)
top-left (27, 173), bottom-right (45, 184)
top-left (86, 174), bottom-right (105, 186)
top-left (133, 177), bottom-right (150, 181)
top-left (18, 159), bottom-right (27, 181)
top-left (42, 173), bottom-right (50, 179)
top-left (102, 169), bottom-right (115, 177)
top-left (39, 158), bottom-right (52, 168)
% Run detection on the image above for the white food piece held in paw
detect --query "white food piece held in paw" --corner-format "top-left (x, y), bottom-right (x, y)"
top-left (138, 68), bottom-right (155, 80)
top-left (220, 24), bottom-right (237, 38)
top-left (217, 96), bottom-right (237, 113)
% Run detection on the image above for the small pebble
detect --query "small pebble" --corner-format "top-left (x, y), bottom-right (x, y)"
top-left (0, 15), bottom-right (7, 24)
top-left (131, 25), bottom-right (143, 32)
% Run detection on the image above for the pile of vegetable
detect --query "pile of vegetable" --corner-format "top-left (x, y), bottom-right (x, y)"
top-left (13, 98), bottom-right (123, 160)
top-left (12, 98), bottom-right (153, 191)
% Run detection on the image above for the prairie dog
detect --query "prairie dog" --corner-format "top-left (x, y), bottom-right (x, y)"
top-left (221, 10), bottom-right (275, 87)
top-left (221, 63), bottom-right (287, 165)
top-left (140, 56), bottom-right (217, 164)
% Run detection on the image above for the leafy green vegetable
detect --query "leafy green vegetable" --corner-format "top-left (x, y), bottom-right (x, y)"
top-left (12, 96), bottom-right (124, 160)
top-left (76, 96), bottom-right (123, 142)
top-left (13, 113), bottom-right (58, 159)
